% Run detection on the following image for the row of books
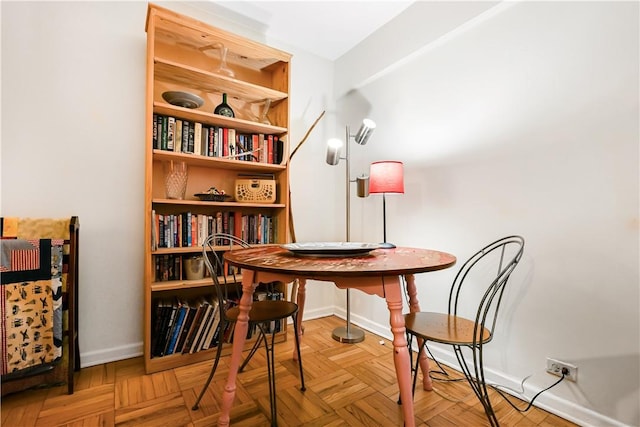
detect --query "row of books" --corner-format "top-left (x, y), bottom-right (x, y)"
top-left (151, 210), bottom-right (275, 250)
top-left (155, 254), bottom-right (182, 282)
top-left (154, 252), bottom-right (238, 282)
top-left (151, 296), bottom-right (226, 358)
top-left (151, 287), bottom-right (285, 358)
top-left (153, 114), bottom-right (284, 164)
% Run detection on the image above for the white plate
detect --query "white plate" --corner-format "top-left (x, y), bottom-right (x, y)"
top-left (162, 91), bottom-right (204, 109)
top-left (282, 242), bottom-right (380, 257)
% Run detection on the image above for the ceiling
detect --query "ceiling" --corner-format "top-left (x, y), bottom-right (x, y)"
top-left (203, 1), bottom-right (415, 60)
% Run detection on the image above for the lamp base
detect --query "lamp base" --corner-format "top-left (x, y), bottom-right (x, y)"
top-left (379, 242), bottom-right (396, 249)
top-left (331, 325), bottom-right (365, 343)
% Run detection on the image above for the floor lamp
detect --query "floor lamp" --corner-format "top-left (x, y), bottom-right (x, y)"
top-left (325, 119), bottom-right (376, 343)
top-left (368, 161), bottom-right (405, 249)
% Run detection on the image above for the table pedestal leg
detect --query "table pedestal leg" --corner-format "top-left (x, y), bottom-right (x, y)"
top-left (217, 270), bottom-right (255, 427)
top-left (293, 279), bottom-right (306, 360)
top-left (405, 274), bottom-right (432, 391)
top-left (385, 277), bottom-right (416, 427)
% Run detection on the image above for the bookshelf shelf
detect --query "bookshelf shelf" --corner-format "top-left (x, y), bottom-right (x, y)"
top-left (153, 102), bottom-right (288, 135)
top-left (154, 58), bottom-right (288, 103)
top-left (152, 150), bottom-right (287, 171)
top-left (144, 3), bottom-right (291, 374)
top-left (152, 243), bottom-right (274, 256)
top-left (151, 275), bottom-right (243, 292)
top-left (152, 198), bottom-right (286, 209)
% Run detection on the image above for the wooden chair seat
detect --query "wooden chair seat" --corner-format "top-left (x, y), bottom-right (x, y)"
top-left (404, 312), bottom-right (491, 345)
top-left (226, 300), bottom-right (298, 324)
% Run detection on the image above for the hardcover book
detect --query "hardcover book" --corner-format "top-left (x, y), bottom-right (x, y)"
top-left (165, 300), bottom-right (187, 355)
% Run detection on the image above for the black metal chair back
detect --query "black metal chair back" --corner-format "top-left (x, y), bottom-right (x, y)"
top-left (403, 235), bottom-right (525, 427)
top-left (201, 233), bottom-right (250, 325)
top-left (448, 235), bottom-right (525, 347)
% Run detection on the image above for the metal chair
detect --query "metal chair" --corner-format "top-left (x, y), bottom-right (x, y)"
top-left (403, 235), bottom-right (525, 426)
top-left (192, 233), bottom-right (305, 426)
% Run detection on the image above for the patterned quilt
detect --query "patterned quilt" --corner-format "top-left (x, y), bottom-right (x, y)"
top-left (0, 238), bottom-right (63, 376)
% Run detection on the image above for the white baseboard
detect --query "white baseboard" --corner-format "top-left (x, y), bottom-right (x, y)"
top-left (81, 342), bottom-right (143, 368)
top-left (334, 310), bottom-right (629, 427)
top-left (78, 307), bottom-right (628, 427)
top-left (301, 306), bottom-right (335, 321)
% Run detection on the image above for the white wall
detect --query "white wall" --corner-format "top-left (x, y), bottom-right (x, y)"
top-left (1, 1), bottom-right (338, 365)
top-left (2, 1), bottom-right (638, 426)
top-left (336, 2), bottom-right (639, 426)
top-left (2, 1), bottom-right (148, 364)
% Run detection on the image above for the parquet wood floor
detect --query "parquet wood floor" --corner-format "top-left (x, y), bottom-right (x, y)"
top-left (1, 316), bottom-right (577, 427)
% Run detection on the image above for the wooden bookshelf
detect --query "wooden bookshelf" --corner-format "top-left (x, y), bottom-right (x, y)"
top-left (144, 4), bottom-right (291, 374)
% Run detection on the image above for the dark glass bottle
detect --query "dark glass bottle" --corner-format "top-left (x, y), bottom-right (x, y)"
top-left (214, 93), bottom-right (234, 118)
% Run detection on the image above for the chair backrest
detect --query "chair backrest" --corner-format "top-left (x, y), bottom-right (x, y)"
top-left (202, 233), bottom-right (251, 322)
top-left (448, 235), bottom-right (525, 345)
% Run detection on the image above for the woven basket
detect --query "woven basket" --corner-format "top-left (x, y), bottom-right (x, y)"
top-left (234, 177), bottom-right (276, 203)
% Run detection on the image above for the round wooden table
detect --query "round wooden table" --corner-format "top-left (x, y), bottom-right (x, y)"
top-left (217, 245), bottom-right (456, 427)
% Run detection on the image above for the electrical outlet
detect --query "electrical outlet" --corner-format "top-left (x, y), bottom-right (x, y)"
top-left (546, 358), bottom-right (578, 382)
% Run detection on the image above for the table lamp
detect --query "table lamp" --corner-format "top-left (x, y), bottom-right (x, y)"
top-left (368, 161), bottom-right (404, 249)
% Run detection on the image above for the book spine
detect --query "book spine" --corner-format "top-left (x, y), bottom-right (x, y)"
top-left (158, 214), bottom-right (165, 248)
top-left (223, 212), bottom-right (230, 235)
top-left (217, 128), bottom-right (223, 157)
top-left (175, 119), bottom-right (183, 153)
top-left (172, 215), bottom-right (178, 248)
top-left (161, 116), bottom-right (168, 150)
top-left (196, 303), bottom-right (216, 352)
top-left (153, 114), bottom-right (158, 149)
top-left (175, 306), bottom-right (196, 353)
top-left (259, 134), bottom-right (266, 162)
top-left (198, 214), bottom-right (206, 247)
top-left (251, 134), bottom-right (259, 162)
top-left (151, 210), bottom-right (158, 251)
top-left (194, 122), bottom-right (202, 156)
top-left (209, 126), bottom-right (215, 157)
top-left (228, 128), bottom-right (236, 158)
top-left (182, 121), bottom-right (190, 152)
top-left (201, 301), bottom-right (220, 350)
top-left (222, 128), bottom-right (229, 157)
top-left (150, 299), bottom-right (163, 357)
top-left (216, 212), bottom-right (223, 238)
top-left (267, 134), bottom-right (273, 164)
top-left (188, 123), bottom-right (195, 154)
top-left (233, 212), bottom-right (242, 239)
top-left (190, 303), bottom-right (212, 353)
top-left (191, 214), bottom-right (197, 247)
top-left (274, 136), bottom-right (283, 164)
top-left (160, 301), bottom-right (178, 356)
top-left (165, 303), bottom-right (187, 355)
top-left (201, 125), bottom-right (209, 156)
top-left (186, 212), bottom-right (192, 247)
top-left (182, 301), bottom-right (205, 354)
top-left (167, 117), bottom-right (175, 151)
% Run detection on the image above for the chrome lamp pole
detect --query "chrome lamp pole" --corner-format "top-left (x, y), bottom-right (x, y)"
top-left (325, 119), bottom-right (376, 343)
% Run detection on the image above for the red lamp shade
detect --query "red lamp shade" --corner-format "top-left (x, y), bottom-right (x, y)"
top-left (369, 161), bottom-right (404, 194)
